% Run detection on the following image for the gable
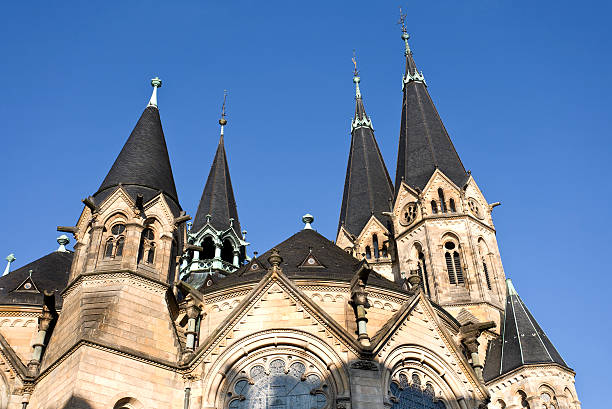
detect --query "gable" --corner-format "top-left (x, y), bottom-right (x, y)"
top-left (372, 292), bottom-right (488, 399)
top-left (189, 269), bottom-right (361, 369)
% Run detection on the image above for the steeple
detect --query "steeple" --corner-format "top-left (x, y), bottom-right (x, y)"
top-left (483, 279), bottom-right (569, 381)
top-left (338, 58), bottom-right (394, 236)
top-left (192, 94), bottom-right (241, 236)
top-left (395, 18), bottom-right (468, 190)
top-left (93, 78), bottom-right (180, 211)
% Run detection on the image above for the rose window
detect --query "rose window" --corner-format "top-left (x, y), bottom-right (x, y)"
top-left (227, 358), bottom-right (328, 409)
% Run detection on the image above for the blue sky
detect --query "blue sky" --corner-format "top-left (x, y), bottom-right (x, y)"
top-left (1, 1), bottom-right (610, 405)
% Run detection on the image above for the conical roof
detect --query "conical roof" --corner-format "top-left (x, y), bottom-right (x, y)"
top-left (338, 79), bottom-right (394, 236)
top-left (483, 279), bottom-right (569, 381)
top-left (192, 134), bottom-right (241, 236)
top-left (93, 105), bottom-right (180, 212)
top-left (395, 34), bottom-right (468, 190)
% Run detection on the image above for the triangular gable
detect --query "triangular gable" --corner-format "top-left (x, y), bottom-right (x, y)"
top-left (298, 250), bottom-right (325, 268)
top-left (188, 267), bottom-right (362, 369)
top-left (370, 291), bottom-right (488, 399)
top-left (356, 215), bottom-right (389, 244)
top-left (422, 168), bottom-right (462, 196)
top-left (11, 275), bottom-right (39, 293)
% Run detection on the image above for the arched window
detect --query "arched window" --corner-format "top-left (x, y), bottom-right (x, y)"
top-left (539, 386), bottom-right (559, 409)
top-left (518, 390), bottom-right (530, 409)
top-left (438, 188), bottom-right (446, 213)
top-left (104, 223), bottom-right (126, 259)
top-left (381, 244), bottom-right (388, 258)
top-left (226, 359), bottom-right (327, 409)
top-left (373, 235), bottom-right (380, 259)
top-left (138, 228), bottom-right (156, 265)
top-left (478, 239), bottom-right (492, 290)
top-left (449, 198), bottom-right (456, 213)
top-left (390, 372), bottom-right (446, 409)
top-left (221, 239), bottom-right (234, 263)
top-left (201, 236), bottom-right (215, 259)
top-left (431, 200), bottom-right (438, 214)
top-left (418, 251), bottom-right (431, 296)
top-left (104, 239), bottom-right (114, 258)
top-left (365, 246), bottom-right (372, 259)
top-left (444, 241), bottom-right (464, 285)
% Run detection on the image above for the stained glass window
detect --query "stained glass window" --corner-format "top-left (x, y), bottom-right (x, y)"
top-left (227, 359), bottom-right (327, 409)
top-left (390, 373), bottom-right (446, 409)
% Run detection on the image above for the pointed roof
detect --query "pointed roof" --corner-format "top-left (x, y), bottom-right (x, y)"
top-left (338, 74), bottom-right (394, 236)
top-left (192, 134), bottom-right (241, 236)
top-left (483, 279), bottom-right (569, 382)
top-left (395, 31), bottom-right (468, 190)
top-left (94, 81), bottom-right (180, 212)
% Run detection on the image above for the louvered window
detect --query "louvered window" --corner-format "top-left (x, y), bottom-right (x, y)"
top-left (104, 223), bottom-right (126, 259)
top-left (365, 246), bottom-right (372, 259)
top-left (444, 241), bottom-right (465, 285)
top-left (445, 252), bottom-right (455, 284)
top-left (449, 198), bottom-right (456, 212)
top-left (431, 200), bottom-right (438, 214)
top-left (104, 239), bottom-right (114, 258)
top-left (483, 260), bottom-right (492, 290)
top-left (418, 252), bottom-right (430, 296)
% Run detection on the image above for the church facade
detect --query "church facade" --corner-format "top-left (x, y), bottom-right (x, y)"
top-left (0, 26), bottom-right (580, 409)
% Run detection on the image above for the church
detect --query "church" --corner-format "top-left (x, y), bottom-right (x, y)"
top-left (0, 23), bottom-right (580, 409)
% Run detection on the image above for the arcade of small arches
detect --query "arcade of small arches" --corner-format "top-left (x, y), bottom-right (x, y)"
top-left (493, 384), bottom-right (576, 409)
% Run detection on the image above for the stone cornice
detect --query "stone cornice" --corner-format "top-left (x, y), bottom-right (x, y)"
top-left (61, 270), bottom-right (169, 299)
top-left (396, 213), bottom-right (496, 242)
top-left (485, 363), bottom-right (576, 386)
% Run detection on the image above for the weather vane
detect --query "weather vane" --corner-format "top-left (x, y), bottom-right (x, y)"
top-left (352, 49), bottom-right (358, 77)
top-left (398, 7), bottom-right (407, 33)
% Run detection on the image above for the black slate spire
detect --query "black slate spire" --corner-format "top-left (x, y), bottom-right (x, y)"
top-left (93, 78), bottom-right (180, 212)
top-left (482, 279), bottom-right (569, 382)
top-left (338, 69), bottom-right (394, 237)
top-left (395, 28), bottom-right (468, 190)
top-left (192, 127), bottom-right (241, 236)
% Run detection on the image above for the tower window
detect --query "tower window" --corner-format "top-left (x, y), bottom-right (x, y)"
top-left (437, 188), bottom-right (446, 213)
top-left (431, 200), bottom-right (438, 214)
top-left (365, 246), bottom-right (371, 259)
top-left (373, 235), bottom-right (380, 259)
top-left (381, 244), bottom-right (388, 258)
top-left (449, 198), bottom-right (456, 213)
top-left (201, 236), bottom-right (215, 259)
top-left (104, 223), bottom-right (126, 259)
top-left (418, 252), bottom-right (430, 296)
top-left (138, 228), bottom-right (156, 265)
top-left (221, 239), bottom-right (234, 263)
top-left (444, 241), bottom-right (464, 285)
top-left (483, 260), bottom-right (492, 290)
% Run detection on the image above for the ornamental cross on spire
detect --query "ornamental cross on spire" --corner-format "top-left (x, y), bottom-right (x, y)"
top-left (352, 50), bottom-right (361, 98)
top-left (398, 7), bottom-right (411, 55)
top-left (219, 90), bottom-right (228, 135)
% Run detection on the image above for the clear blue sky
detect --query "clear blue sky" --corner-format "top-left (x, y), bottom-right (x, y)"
top-left (1, 1), bottom-right (609, 405)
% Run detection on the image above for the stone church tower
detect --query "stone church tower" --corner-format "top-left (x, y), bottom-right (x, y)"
top-left (0, 21), bottom-right (580, 409)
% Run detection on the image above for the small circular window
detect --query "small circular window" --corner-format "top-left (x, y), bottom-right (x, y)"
top-left (400, 202), bottom-right (418, 226)
top-left (467, 197), bottom-right (484, 219)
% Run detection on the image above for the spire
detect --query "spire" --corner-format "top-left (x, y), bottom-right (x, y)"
top-left (192, 96), bottom-right (241, 236)
top-left (395, 15), bottom-right (468, 191)
top-left (3, 254), bottom-right (15, 276)
top-left (94, 78), bottom-right (180, 211)
top-left (338, 60), bottom-right (394, 236)
top-left (482, 279), bottom-right (569, 381)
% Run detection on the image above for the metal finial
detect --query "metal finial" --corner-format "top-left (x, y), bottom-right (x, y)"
top-left (219, 90), bottom-right (228, 135)
top-left (3, 254), bottom-right (15, 277)
top-left (302, 214), bottom-right (314, 230)
top-left (57, 235), bottom-right (70, 252)
top-left (148, 77), bottom-right (162, 107)
top-left (398, 8), bottom-right (411, 56)
top-left (352, 50), bottom-right (361, 98)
